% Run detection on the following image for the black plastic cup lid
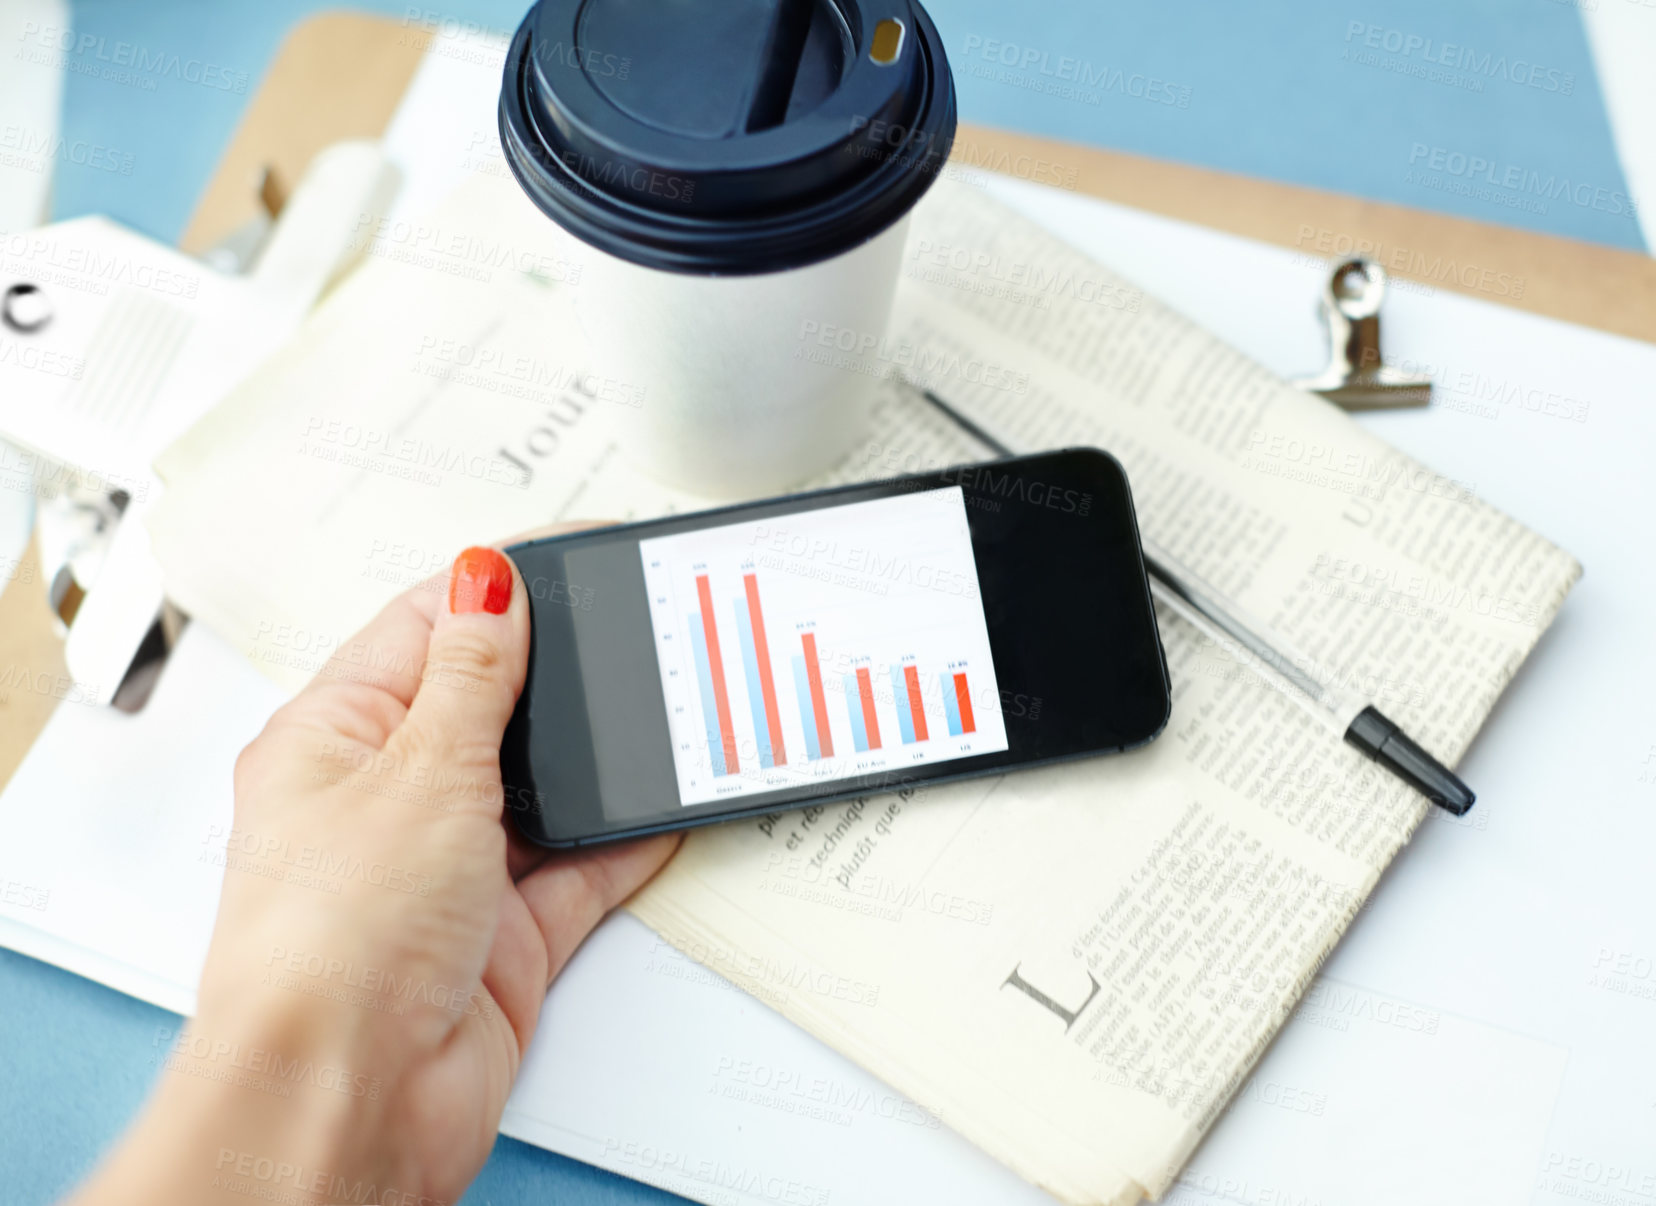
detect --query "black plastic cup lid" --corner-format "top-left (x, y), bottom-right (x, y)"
top-left (498, 0), bottom-right (957, 275)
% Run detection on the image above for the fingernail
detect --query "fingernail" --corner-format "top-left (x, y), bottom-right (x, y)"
top-left (449, 547), bottom-right (513, 615)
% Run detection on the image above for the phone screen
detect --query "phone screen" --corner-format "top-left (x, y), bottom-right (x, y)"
top-left (504, 449), bottom-right (1170, 847)
top-left (638, 486), bottom-right (1009, 806)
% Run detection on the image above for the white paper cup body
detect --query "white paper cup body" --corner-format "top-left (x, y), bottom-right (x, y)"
top-left (570, 217), bottom-right (909, 497)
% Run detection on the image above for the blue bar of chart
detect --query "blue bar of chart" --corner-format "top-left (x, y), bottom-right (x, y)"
top-left (844, 675), bottom-right (870, 753)
top-left (941, 672), bottom-right (963, 736)
top-left (890, 667), bottom-right (916, 744)
top-left (734, 600), bottom-right (775, 768)
top-left (689, 617), bottom-right (727, 776)
top-left (792, 655), bottom-right (822, 760)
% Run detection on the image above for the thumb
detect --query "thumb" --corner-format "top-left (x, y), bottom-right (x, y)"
top-left (396, 546), bottom-right (530, 793)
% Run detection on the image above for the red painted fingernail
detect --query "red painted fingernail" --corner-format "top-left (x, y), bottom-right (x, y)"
top-left (449, 547), bottom-right (513, 615)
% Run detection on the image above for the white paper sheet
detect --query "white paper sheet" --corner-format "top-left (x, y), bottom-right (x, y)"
top-left (0, 0), bottom-right (67, 232)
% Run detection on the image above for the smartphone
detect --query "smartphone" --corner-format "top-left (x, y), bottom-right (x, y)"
top-left (501, 448), bottom-right (1170, 847)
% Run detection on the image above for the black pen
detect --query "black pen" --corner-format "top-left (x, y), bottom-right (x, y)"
top-left (918, 387), bottom-right (1475, 816)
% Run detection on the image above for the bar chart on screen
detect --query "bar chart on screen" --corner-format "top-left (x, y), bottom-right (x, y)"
top-left (639, 488), bottom-right (1010, 806)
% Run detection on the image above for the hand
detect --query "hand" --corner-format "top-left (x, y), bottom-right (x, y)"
top-left (69, 530), bottom-right (679, 1206)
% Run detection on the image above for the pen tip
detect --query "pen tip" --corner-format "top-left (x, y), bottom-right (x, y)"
top-left (1345, 706), bottom-right (1475, 817)
top-left (1435, 779), bottom-right (1476, 817)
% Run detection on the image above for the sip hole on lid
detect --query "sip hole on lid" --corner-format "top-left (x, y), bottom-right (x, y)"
top-left (870, 17), bottom-right (904, 64)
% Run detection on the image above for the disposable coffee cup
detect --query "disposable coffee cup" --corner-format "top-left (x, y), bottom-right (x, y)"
top-left (499, 0), bottom-right (956, 496)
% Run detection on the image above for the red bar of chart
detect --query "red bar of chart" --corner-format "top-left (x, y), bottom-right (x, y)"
top-left (801, 632), bottom-right (834, 759)
top-left (942, 669), bottom-right (977, 736)
top-left (903, 664), bottom-right (929, 742)
top-left (695, 574), bottom-right (740, 774)
top-left (743, 574), bottom-right (786, 767)
top-left (954, 673), bottom-right (976, 734)
top-left (855, 667), bottom-right (882, 750)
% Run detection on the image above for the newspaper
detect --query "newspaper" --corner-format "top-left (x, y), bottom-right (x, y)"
top-left (632, 186), bottom-right (1579, 1202)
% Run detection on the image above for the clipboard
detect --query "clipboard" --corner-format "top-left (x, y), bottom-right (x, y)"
top-left (179, 14), bottom-right (1656, 339)
top-left (2, 8), bottom-right (1652, 789)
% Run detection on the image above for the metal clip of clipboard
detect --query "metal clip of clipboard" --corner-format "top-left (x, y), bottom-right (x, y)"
top-left (3, 141), bottom-right (399, 711)
top-left (1293, 259), bottom-right (1433, 410)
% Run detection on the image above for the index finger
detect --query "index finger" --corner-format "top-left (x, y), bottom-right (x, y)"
top-left (285, 580), bottom-right (441, 749)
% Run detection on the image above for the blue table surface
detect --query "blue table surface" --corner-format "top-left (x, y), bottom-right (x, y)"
top-left (5, 1), bottom-right (1640, 1203)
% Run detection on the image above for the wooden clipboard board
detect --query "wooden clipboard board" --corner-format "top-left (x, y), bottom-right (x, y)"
top-left (2, 10), bottom-right (1651, 788)
top-left (180, 13), bottom-right (1656, 337)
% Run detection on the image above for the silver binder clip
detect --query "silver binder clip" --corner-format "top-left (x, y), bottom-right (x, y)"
top-left (1, 282), bottom-right (52, 333)
top-left (199, 164), bottom-right (289, 276)
top-left (1293, 259), bottom-right (1431, 410)
top-left (33, 470), bottom-right (186, 714)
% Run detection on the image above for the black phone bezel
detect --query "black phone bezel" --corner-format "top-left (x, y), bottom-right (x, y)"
top-left (502, 448), bottom-right (1170, 847)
